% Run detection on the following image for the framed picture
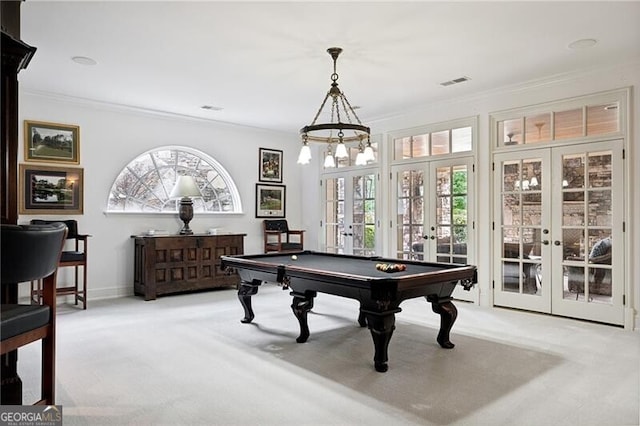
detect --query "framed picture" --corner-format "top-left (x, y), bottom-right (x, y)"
top-left (19, 164), bottom-right (84, 214)
top-left (258, 148), bottom-right (283, 183)
top-left (24, 120), bottom-right (80, 164)
top-left (255, 183), bottom-right (285, 218)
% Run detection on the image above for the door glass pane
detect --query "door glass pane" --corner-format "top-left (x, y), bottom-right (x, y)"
top-left (554, 108), bottom-right (583, 140)
top-left (324, 177), bottom-right (344, 253)
top-left (396, 169), bottom-right (424, 259)
top-left (588, 190), bottom-right (611, 227)
top-left (522, 159), bottom-right (541, 190)
top-left (563, 191), bottom-right (584, 226)
top-left (437, 196), bottom-right (451, 225)
top-left (588, 152), bottom-right (612, 188)
top-left (351, 174), bottom-right (376, 256)
top-left (503, 194), bottom-right (521, 226)
top-left (561, 149), bottom-right (613, 303)
top-left (563, 228), bottom-right (585, 260)
top-left (522, 194), bottom-right (541, 226)
top-left (500, 156), bottom-right (540, 296)
top-left (412, 198), bottom-right (424, 224)
top-left (436, 167), bottom-right (451, 195)
top-left (503, 161), bottom-right (520, 191)
top-left (434, 164), bottom-right (469, 264)
top-left (563, 154), bottom-right (585, 189)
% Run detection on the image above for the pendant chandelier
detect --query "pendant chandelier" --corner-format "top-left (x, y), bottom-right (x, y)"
top-left (297, 47), bottom-right (374, 167)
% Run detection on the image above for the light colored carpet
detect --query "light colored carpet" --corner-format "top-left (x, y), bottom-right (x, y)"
top-left (18, 285), bottom-right (640, 425)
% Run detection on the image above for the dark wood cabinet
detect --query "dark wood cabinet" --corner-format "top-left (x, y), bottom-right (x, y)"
top-left (132, 233), bottom-right (245, 300)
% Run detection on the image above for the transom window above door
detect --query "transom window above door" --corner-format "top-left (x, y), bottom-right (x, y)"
top-left (491, 88), bottom-right (627, 147)
top-left (391, 117), bottom-right (475, 161)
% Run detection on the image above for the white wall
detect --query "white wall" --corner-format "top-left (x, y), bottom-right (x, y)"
top-left (19, 93), bottom-right (301, 299)
top-left (299, 61), bottom-right (640, 329)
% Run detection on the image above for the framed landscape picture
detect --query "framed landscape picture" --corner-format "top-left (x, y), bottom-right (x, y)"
top-left (24, 120), bottom-right (80, 164)
top-left (255, 183), bottom-right (285, 218)
top-left (258, 148), bottom-right (283, 183)
top-left (19, 164), bottom-right (84, 214)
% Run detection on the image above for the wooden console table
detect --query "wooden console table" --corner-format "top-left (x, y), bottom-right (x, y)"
top-left (132, 233), bottom-right (245, 300)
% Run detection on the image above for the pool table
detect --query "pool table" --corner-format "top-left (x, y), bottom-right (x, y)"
top-left (220, 251), bottom-right (477, 372)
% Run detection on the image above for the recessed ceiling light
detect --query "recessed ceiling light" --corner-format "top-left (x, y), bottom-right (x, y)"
top-left (200, 105), bottom-right (223, 111)
top-left (71, 56), bottom-right (97, 65)
top-left (568, 39), bottom-right (597, 49)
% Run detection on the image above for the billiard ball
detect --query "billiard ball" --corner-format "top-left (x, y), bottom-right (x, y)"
top-left (291, 255), bottom-right (298, 260)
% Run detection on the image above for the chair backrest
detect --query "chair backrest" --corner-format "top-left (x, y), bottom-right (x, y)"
top-left (264, 219), bottom-right (290, 233)
top-left (30, 219), bottom-right (78, 239)
top-left (1, 223), bottom-right (67, 285)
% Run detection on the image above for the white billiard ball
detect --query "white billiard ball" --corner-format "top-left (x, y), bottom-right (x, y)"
top-left (291, 255), bottom-right (298, 260)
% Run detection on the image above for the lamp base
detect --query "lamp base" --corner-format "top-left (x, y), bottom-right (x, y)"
top-left (179, 227), bottom-right (193, 235)
top-left (178, 197), bottom-right (194, 235)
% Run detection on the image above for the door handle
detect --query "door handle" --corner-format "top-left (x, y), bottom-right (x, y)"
top-left (554, 240), bottom-right (561, 246)
top-left (542, 240), bottom-right (549, 245)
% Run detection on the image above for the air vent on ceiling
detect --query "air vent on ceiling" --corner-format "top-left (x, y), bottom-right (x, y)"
top-left (200, 105), bottom-right (223, 111)
top-left (440, 76), bottom-right (471, 87)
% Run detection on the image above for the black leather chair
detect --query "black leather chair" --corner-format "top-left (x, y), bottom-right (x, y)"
top-left (30, 219), bottom-right (90, 309)
top-left (263, 219), bottom-right (304, 253)
top-left (1, 223), bottom-right (67, 405)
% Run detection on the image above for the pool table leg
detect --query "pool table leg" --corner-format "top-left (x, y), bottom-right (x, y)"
top-left (291, 291), bottom-right (316, 343)
top-left (361, 310), bottom-right (399, 373)
top-left (427, 296), bottom-right (458, 349)
top-left (238, 279), bottom-right (261, 323)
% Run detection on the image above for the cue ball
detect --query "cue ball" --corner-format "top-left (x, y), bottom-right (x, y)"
top-left (291, 255), bottom-right (297, 260)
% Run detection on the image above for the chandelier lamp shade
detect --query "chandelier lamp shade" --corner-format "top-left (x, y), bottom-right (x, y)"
top-left (169, 175), bottom-right (203, 235)
top-left (298, 47), bottom-right (372, 167)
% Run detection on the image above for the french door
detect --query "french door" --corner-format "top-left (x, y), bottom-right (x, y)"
top-left (323, 170), bottom-right (378, 255)
top-left (493, 140), bottom-right (624, 324)
top-left (391, 157), bottom-right (476, 302)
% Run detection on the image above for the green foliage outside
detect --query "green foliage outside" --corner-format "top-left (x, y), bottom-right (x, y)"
top-left (452, 170), bottom-right (468, 242)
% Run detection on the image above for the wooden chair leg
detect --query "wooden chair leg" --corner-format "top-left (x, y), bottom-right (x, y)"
top-left (82, 264), bottom-right (87, 310)
top-left (40, 334), bottom-right (55, 405)
top-left (74, 266), bottom-right (79, 306)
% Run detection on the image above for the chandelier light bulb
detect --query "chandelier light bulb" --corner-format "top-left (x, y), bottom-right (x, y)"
top-left (363, 144), bottom-right (375, 162)
top-left (335, 142), bottom-right (348, 158)
top-left (297, 144), bottom-right (312, 164)
top-left (324, 153), bottom-right (336, 168)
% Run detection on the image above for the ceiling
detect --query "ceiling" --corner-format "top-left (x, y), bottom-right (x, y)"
top-left (18, 1), bottom-right (640, 135)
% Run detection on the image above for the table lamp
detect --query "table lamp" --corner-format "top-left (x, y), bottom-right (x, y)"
top-left (169, 176), bottom-right (202, 235)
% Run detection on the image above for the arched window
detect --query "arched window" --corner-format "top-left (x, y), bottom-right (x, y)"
top-left (107, 146), bottom-right (242, 213)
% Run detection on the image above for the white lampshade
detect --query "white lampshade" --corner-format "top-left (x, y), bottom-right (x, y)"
top-left (169, 176), bottom-right (202, 199)
top-left (363, 145), bottom-right (375, 162)
top-left (529, 176), bottom-right (539, 187)
top-left (334, 142), bottom-right (348, 158)
top-left (324, 153), bottom-right (336, 168)
top-left (297, 145), bottom-right (311, 164)
top-left (355, 151), bottom-right (367, 166)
